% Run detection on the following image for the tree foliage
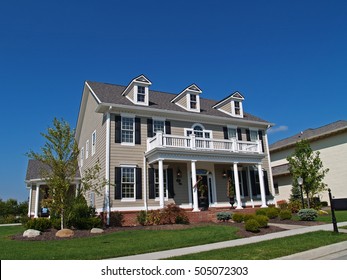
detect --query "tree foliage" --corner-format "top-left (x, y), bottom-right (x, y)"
top-left (286, 139), bottom-right (329, 208)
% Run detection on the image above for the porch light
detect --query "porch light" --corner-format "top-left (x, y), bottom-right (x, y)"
top-left (222, 170), bottom-right (227, 178)
top-left (297, 177), bottom-right (305, 209)
top-left (177, 168), bottom-right (182, 178)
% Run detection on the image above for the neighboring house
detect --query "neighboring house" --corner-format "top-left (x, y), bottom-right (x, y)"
top-left (25, 159), bottom-right (81, 218)
top-left (270, 120), bottom-right (347, 204)
top-left (26, 74), bottom-right (275, 221)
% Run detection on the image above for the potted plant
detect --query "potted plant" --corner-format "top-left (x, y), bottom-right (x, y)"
top-left (227, 176), bottom-right (235, 209)
top-left (197, 176), bottom-right (208, 210)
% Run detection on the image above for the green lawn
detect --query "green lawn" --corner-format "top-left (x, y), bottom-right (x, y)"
top-left (0, 225), bottom-right (239, 260)
top-left (168, 231), bottom-right (347, 260)
top-left (316, 210), bottom-right (347, 223)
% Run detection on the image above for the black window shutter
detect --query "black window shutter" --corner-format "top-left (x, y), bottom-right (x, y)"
top-left (250, 170), bottom-right (257, 196)
top-left (223, 127), bottom-right (228, 139)
top-left (246, 129), bottom-right (251, 141)
top-left (115, 115), bottom-right (121, 143)
top-left (165, 121), bottom-right (171, 135)
top-left (115, 167), bottom-right (122, 199)
top-left (135, 117), bottom-right (141, 144)
top-left (263, 170), bottom-right (270, 195)
top-left (167, 168), bottom-right (175, 198)
top-left (136, 168), bottom-right (142, 199)
top-left (237, 128), bottom-right (242, 140)
top-left (258, 130), bottom-right (265, 152)
top-left (147, 119), bottom-right (153, 138)
top-left (241, 170), bottom-right (248, 196)
top-left (148, 168), bottom-right (155, 199)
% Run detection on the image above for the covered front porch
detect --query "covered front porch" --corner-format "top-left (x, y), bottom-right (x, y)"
top-left (145, 145), bottom-right (273, 212)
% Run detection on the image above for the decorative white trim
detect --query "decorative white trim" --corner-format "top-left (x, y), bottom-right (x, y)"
top-left (91, 130), bottom-right (96, 156)
top-left (105, 112), bottom-right (111, 225)
top-left (85, 81), bottom-right (101, 104)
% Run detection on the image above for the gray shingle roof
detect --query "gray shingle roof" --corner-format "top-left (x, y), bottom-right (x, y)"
top-left (25, 159), bottom-right (81, 181)
top-left (87, 81), bottom-right (271, 124)
top-left (269, 120), bottom-right (347, 152)
top-left (272, 163), bottom-right (290, 177)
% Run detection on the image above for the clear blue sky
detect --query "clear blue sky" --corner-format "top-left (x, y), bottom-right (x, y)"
top-left (1, 0), bottom-right (346, 202)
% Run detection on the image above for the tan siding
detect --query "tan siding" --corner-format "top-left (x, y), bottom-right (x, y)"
top-left (78, 92), bottom-right (106, 209)
top-left (176, 95), bottom-right (188, 109)
top-left (220, 102), bottom-right (231, 114)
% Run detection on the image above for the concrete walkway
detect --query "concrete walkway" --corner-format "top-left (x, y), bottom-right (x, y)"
top-left (112, 222), bottom-right (347, 260)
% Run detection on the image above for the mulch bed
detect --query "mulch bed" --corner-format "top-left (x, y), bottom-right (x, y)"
top-left (11, 218), bottom-right (325, 242)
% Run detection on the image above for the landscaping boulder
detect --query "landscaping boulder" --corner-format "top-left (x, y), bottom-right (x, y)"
top-left (91, 228), bottom-right (104, 234)
top-left (23, 229), bottom-right (41, 238)
top-left (56, 229), bottom-right (74, 238)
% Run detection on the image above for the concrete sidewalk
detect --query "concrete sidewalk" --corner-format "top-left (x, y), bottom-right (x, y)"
top-left (112, 222), bottom-right (347, 260)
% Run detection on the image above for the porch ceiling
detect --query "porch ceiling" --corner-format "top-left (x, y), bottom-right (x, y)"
top-left (145, 147), bottom-right (265, 164)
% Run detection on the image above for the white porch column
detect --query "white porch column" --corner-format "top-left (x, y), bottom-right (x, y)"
top-left (34, 184), bottom-right (40, 218)
top-left (233, 163), bottom-right (243, 209)
top-left (105, 111), bottom-right (111, 225)
top-left (258, 164), bottom-right (268, 208)
top-left (28, 185), bottom-right (32, 217)
top-left (191, 160), bottom-right (200, 212)
top-left (158, 159), bottom-right (165, 209)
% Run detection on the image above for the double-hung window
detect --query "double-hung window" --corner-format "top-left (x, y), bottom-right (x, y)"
top-left (86, 140), bottom-right (89, 159)
top-left (228, 127), bottom-right (237, 139)
top-left (137, 86), bottom-right (146, 103)
top-left (153, 120), bottom-right (165, 136)
top-left (121, 167), bottom-right (135, 199)
top-left (121, 117), bottom-right (134, 144)
top-left (234, 101), bottom-right (241, 115)
top-left (92, 131), bottom-right (96, 156)
top-left (250, 130), bottom-right (258, 142)
top-left (80, 147), bottom-right (84, 167)
top-left (190, 94), bottom-right (197, 109)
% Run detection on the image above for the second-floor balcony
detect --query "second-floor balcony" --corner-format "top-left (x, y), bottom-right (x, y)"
top-left (147, 132), bottom-right (263, 154)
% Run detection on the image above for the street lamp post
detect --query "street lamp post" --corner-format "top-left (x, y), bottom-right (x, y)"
top-left (297, 177), bottom-right (305, 209)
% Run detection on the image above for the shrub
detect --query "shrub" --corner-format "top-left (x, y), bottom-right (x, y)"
top-left (147, 210), bottom-right (163, 225)
top-left (109, 211), bottom-right (124, 227)
top-left (255, 209), bottom-right (267, 216)
top-left (162, 203), bottom-right (186, 224)
top-left (279, 209), bottom-right (292, 220)
top-left (25, 218), bottom-right (52, 231)
top-left (232, 213), bottom-right (244, 223)
top-left (288, 201), bottom-right (301, 213)
top-left (298, 209), bottom-right (318, 221)
top-left (265, 207), bottom-right (280, 219)
top-left (243, 214), bottom-right (256, 222)
top-left (277, 200), bottom-right (288, 210)
top-left (254, 215), bottom-right (269, 228)
top-left (216, 212), bottom-right (232, 222)
top-left (137, 211), bottom-right (148, 226)
top-left (175, 215), bottom-right (190, 224)
top-left (50, 217), bottom-right (61, 229)
top-left (245, 219), bottom-right (260, 233)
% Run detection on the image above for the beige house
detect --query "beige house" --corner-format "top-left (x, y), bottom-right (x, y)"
top-left (26, 74), bottom-right (275, 221)
top-left (270, 120), bottom-right (347, 204)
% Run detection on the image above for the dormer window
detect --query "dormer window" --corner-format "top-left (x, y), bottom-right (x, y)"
top-left (190, 94), bottom-right (197, 109)
top-left (171, 84), bottom-right (202, 113)
top-left (122, 75), bottom-right (152, 106)
top-left (213, 91), bottom-right (245, 118)
top-left (137, 86), bottom-right (146, 102)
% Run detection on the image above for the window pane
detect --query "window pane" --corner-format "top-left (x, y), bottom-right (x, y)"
top-left (122, 117), bottom-right (134, 143)
top-left (122, 168), bottom-right (135, 199)
top-left (250, 130), bottom-right (258, 141)
top-left (228, 128), bottom-right (236, 139)
top-left (153, 120), bottom-right (165, 135)
top-left (154, 169), bottom-right (167, 198)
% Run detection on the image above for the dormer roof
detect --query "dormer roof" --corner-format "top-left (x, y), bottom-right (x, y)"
top-left (212, 91), bottom-right (245, 108)
top-left (121, 74), bottom-right (152, 106)
top-left (122, 74), bottom-right (152, 96)
top-left (171, 84), bottom-right (202, 112)
top-left (212, 91), bottom-right (245, 118)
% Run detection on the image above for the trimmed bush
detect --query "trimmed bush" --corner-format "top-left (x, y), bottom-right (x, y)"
top-left (243, 214), bottom-right (256, 222)
top-left (277, 200), bottom-right (288, 210)
top-left (175, 215), bottom-right (190, 224)
top-left (25, 218), bottom-right (52, 231)
top-left (288, 201), bottom-right (301, 213)
top-left (265, 207), bottom-right (280, 219)
top-left (109, 211), bottom-right (124, 227)
top-left (254, 215), bottom-right (269, 228)
top-left (137, 210), bottom-right (147, 226)
top-left (298, 209), bottom-right (318, 221)
top-left (216, 212), bottom-right (232, 222)
top-left (232, 213), bottom-right (244, 223)
top-left (245, 219), bottom-right (260, 233)
top-left (279, 209), bottom-right (292, 220)
top-left (255, 209), bottom-right (267, 216)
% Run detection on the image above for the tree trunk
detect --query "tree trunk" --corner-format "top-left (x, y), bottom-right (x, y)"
top-left (306, 192), bottom-right (310, 208)
top-left (61, 209), bottom-right (64, 229)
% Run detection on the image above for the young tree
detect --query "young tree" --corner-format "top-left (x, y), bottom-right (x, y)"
top-left (287, 139), bottom-right (329, 208)
top-left (27, 118), bottom-right (79, 229)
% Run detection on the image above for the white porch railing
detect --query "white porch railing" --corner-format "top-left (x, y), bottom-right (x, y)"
top-left (147, 132), bottom-right (262, 154)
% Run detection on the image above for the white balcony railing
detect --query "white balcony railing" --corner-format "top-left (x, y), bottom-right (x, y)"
top-left (147, 132), bottom-right (262, 154)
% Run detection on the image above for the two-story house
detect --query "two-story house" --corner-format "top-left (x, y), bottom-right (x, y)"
top-left (270, 120), bottom-right (347, 204)
top-left (26, 74), bottom-right (275, 222)
top-left (75, 74), bottom-right (275, 222)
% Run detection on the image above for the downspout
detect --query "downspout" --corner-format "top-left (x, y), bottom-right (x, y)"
top-left (105, 110), bottom-right (111, 225)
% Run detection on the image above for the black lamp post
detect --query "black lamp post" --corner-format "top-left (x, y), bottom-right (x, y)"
top-left (297, 177), bottom-right (305, 209)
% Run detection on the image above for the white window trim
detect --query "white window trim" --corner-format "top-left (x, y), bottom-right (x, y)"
top-left (184, 124), bottom-right (213, 138)
top-left (133, 84), bottom-right (149, 106)
top-left (120, 165), bottom-right (137, 202)
top-left (91, 130), bottom-right (96, 156)
top-left (154, 168), bottom-right (169, 201)
top-left (121, 115), bottom-right (135, 146)
top-left (85, 140), bottom-right (89, 159)
top-left (187, 93), bottom-right (200, 112)
top-left (231, 100), bottom-right (244, 118)
top-left (249, 128), bottom-right (259, 142)
top-left (152, 118), bottom-right (166, 135)
top-left (227, 125), bottom-right (237, 140)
